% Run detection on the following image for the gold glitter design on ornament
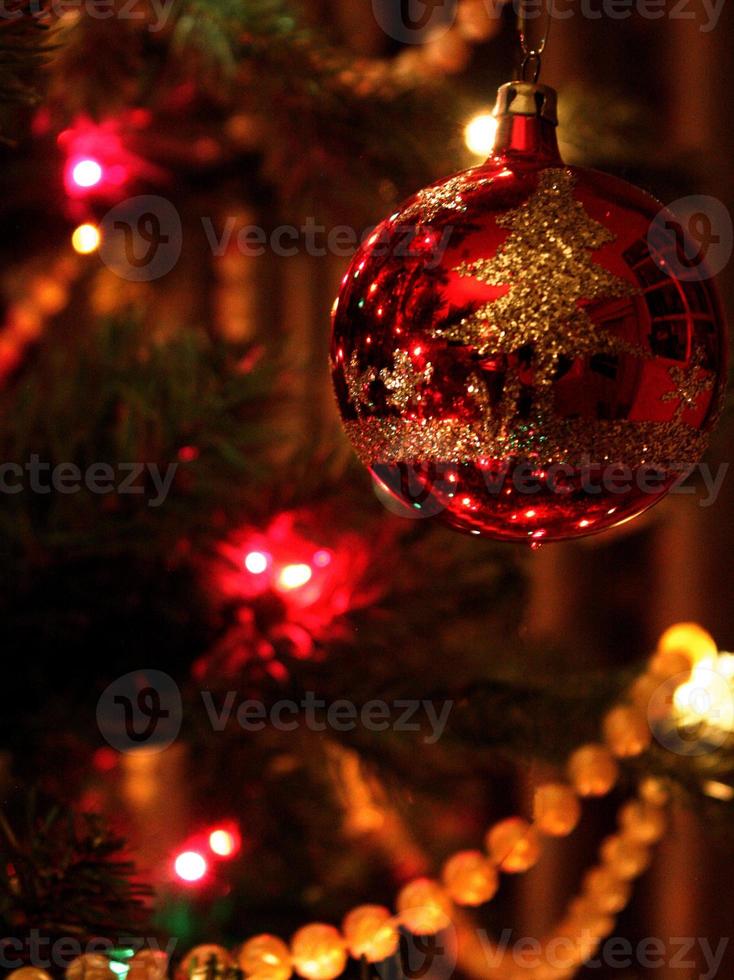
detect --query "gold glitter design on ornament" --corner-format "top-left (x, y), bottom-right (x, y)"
top-left (399, 172), bottom-right (490, 224)
top-left (441, 168), bottom-right (643, 421)
top-left (345, 350), bottom-right (432, 416)
top-left (379, 350), bottom-right (433, 413)
top-left (661, 349), bottom-right (715, 422)
top-left (466, 372), bottom-right (493, 413)
top-left (345, 351), bottom-right (376, 413)
top-left (345, 417), bottom-right (711, 471)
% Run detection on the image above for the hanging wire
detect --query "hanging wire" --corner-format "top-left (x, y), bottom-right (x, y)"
top-left (517, 0), bottom-right (553, 82)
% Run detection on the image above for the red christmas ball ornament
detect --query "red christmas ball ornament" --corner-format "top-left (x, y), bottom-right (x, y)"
top-left (330, 81), bottom-right (727, 542)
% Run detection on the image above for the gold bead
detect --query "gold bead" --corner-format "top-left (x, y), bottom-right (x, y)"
top-left (648, 649), bottom-right (693, 680)
top-left (567, 744), bottom-right (619, 797)
top-left (565, 897), bottom-right (616, 938)
top-left (533, 783), bottom-right (581, 837)
top-left (603, 705), bottom-right (651, 758)
top-left (600, 834), bottom-right (651, 880)
top-left (582, 865), bottom-right (632, 914)
top-left (656, 623), bottom-right (717, 666)
top-left (290, 925), bottom-right (347, 980)
top-left (127, 951), bottom-right (169, 980)
top-left (66, 957), bottom-right (115, 980)
top-left (485, 817), bottom-right (541, 873)
top-left (639, 777), bottom-right (670, 807)
top-left (629, 672), bottom-right (661, 711)
top-left (6, 970), bottom-right (53, 980)
top-left (541, 930), bottom-right (587, 972)
top-left (396, 878), bottom-right (452, 934)
top-left (177, 946), bottom-right (231, 980)
top-left (238, 935), bottom-right (292, 979)
top-left (441, 849), bottom-right (499, 906)
top-left (342, 905), bottom-right (399, 962)
top-left (619, 800), bottom-right (667, 844)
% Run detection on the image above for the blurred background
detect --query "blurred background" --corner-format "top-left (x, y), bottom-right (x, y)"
top-left (0, 0), bottom-right (733, 977)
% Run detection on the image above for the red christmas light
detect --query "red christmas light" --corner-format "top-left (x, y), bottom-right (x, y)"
top-left (57, 115), bottom-right (164, 207)
top-left (244, 550), bottom-right (269, 575)
top-left (70, 158), bottom-right (103, 189)
top-left (195, 512), bottom-right (384, 681)
top-left (174, 850), bottom-right (208, 883)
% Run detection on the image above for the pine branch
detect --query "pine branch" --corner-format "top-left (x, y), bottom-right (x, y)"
top-left (0, 314), bottom-right (286, 567)
top-left (0, 791), bottom-right (152, 953)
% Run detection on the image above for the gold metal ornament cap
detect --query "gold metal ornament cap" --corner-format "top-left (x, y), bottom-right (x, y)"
top-left (493, 81), bottom-right (558, 125)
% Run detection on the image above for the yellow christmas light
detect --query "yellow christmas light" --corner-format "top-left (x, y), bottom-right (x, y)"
top-left (672, 651), bottom-right (734, 733)
top-left (464, 112), bottom-right (497, 158)
top-left (71, 223), bottom-right (101, 254)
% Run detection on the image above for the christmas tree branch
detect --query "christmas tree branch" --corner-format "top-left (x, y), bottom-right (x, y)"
top-left (0, 792), bottom-right (153, 951)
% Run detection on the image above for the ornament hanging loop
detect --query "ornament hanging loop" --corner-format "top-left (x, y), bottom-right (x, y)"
top-left (521, 51), bottom-right (543, 83)
top-left (517, 0), bottom-right (552, 82)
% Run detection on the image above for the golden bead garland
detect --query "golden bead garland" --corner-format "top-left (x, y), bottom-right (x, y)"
top-left (24, 623), bottom-right (717, 980)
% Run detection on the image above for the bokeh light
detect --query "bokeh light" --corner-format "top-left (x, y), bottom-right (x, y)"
top-left (174, 850), bottom-right (208, 882)
top-left (277, 563), bottom-right (313, 590)
top-left (464, 112), bottom-right (498, 157)
top-left (71, 158), bottom-right (103, 188)
top-left (71, 223), bottom-right (101, 254)
top-left (244, 550), bottom-right (269, 574)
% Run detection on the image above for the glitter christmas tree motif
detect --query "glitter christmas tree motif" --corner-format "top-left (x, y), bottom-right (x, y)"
top-left (379, 350), bottom-right (433, 413)
top-left (442, 168), bottom-right (641, 422)
top-left (345, 351), bottom-right (375, 414)
top-left (345, 350), bottom-right (432, 416)
top-left (661, 348), bottom-right (716, 422)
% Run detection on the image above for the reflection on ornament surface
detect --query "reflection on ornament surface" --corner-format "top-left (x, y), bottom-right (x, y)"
top-left (331, 85), bottom-right (726, 542)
